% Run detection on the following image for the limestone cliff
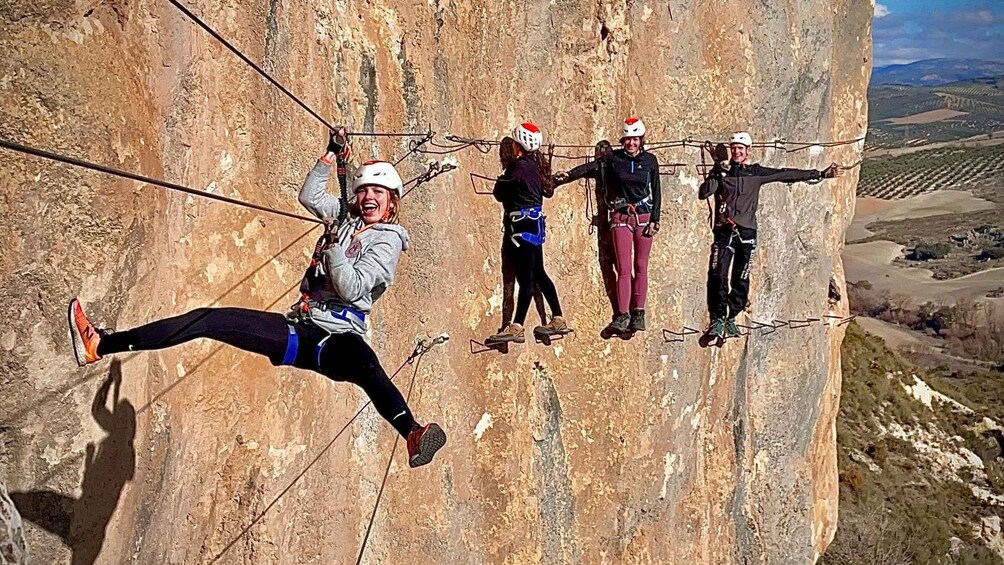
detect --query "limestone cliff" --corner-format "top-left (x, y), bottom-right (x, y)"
top-left (0, 0), bottom-right (871, 563)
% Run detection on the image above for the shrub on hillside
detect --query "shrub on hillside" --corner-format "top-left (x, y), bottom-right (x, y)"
top-left (908, 242), bottom-right (951, 261)
top-left (979, 246), bottom-right (1004, 261)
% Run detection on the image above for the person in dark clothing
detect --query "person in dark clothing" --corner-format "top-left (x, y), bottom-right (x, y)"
top-left (554, 117), bottom-right (662, 336)
top-left (698, 131), bottom-right (842, 339)
top-left (498, 136), bottom-right (547, 332)
top-left (485, 123), bottom-right (571, 346)
top-left (67, 129), bottom-right (447, 469)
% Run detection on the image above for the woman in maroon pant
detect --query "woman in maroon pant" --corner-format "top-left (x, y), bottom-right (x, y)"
top-left (554, 117), bottom-right (662, 337)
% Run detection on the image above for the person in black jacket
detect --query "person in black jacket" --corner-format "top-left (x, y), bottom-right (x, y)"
top-left (554, 117), bottom-right (662, 336)
top-left (485, 123), bottom-right (571, 346)
top-left (698, 131), bottom-right (841, 339)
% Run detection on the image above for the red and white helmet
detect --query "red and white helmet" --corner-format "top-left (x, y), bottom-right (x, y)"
top-left (512, 122), bottom-right (543, 152)
top-left (622, 117), bottom-right (646, 138)
top-left (729, 131), bottom-right (753, 147)
top-left (352, 160), bottom-right (404, 198)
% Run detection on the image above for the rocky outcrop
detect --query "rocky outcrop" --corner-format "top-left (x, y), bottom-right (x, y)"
top-left (0, 483), bottom-right (27, 565)
top-left (0, 0), bottom-right (871, 563)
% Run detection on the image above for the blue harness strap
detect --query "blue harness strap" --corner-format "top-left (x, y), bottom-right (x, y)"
top-left (316, 334), bottom-right (331, 369)
top-left (509, 206), bottom-right (546, 247)
top-left (281, 324), bottom-right (299, 366)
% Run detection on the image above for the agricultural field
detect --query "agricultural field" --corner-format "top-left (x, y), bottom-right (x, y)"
top-left (865, 77), bottom-right (1004, 151)
top-left (857, 143), bottom-right (1004, 199)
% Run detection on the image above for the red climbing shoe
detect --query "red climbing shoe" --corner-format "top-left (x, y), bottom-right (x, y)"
top-left (407, 423), bottom-right (447, 468)
top-left (68, 298), bottom-right (102, 366)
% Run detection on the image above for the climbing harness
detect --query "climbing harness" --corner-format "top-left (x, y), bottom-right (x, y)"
top-left (507, 206), bottom-right (546, 247)
top-left (609, 198), bottom-right (653, 230)
top-left (279, 303), bottom-right (368, 368)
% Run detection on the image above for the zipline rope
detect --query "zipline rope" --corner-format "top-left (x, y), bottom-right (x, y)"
top-left (168, 0), bottom-right (430, 139)
top-left (211, 335), bottom-right (448, 563)
top-left (0, 138), bottom-right (323, 224)
top-left (0, 135), bottom-right (456, 224)
top-left (354, 335), bottom-right (443, 564)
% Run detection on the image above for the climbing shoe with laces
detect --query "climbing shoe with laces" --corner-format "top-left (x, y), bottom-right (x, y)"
top-left (725, 318), bottom-right (742, 338)
top-left (708, 318), bottom-right (726, 339)
top-left (486, 323), bottom-right (525, 345)
top-left (605, 312), bottom-right (631, 335)
top-left (629, 309), bottom-right (646, 332)
top-left (534, 315), bottom-right (572, 337)
top-left (407, 423), bottom-right (447, 468)
top-left (68, 298), bottom-right (103, 366)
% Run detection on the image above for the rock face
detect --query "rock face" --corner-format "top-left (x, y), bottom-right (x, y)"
top-left (0, 483), bottom-right (28, 565)
top-left (0, 0), bottom-right (870, 563)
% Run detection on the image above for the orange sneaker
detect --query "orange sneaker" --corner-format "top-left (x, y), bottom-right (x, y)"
top-left (406, 423), bottom-right (446, 468)
top-left (68, 298), bottom-right (102, 366)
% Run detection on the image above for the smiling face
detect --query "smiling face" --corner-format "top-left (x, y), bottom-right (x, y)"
top-left (622, 136), bottom-right (642, 155)
top-left (354, 185), bottom-right (393, 224)
top-left (730, 143), bottom-right (750, 164)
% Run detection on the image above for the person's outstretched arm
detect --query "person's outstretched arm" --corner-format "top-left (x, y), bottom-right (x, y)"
top-left (754, 163), bottom-right (840, 185)
top-left (554, 160), bottom-right (600, 186)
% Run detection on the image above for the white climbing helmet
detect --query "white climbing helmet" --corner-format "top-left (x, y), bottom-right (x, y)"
top-left (352, 160), bottom-right (404, 198)
top-left (512, 122), bottom-right (543, 152)
top-left (730, 131), bottom-right (753, 147)
top-left (622, 117), bottom-right (646, 138)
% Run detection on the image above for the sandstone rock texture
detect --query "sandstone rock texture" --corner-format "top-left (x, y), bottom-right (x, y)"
top-left (0, 483), bottom-right (28, 565)
top-left (0, 0), bottom-right (871, 563)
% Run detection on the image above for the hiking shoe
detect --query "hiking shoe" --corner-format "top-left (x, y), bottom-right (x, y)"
top-left (725, 318), bottom-right (742, 338)
top-left (407, 423), bottom-right (447, 468)
top-left (535, 315), bottom-right (572, 336)
top-left (486, 323), bottom-right (525, 345)
top-left (629, 309), bottom-right (646, 332)
top-left (708, 318), bottom-right (726, 339)
top-left (605, 313), bottom-right (631, 335)
top-left (68, 298), bottom-right (102, 366)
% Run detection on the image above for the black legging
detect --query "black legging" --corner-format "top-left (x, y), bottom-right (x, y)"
top-left (502, 239), bottom-right (562, 326)
top-left (97, 307), bottom-right (418, 438)
top-left (707, 226), bottom-right (758, 320)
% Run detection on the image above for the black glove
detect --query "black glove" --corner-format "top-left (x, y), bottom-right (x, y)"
top-left (327, 126), bottom-right (348, 155)
top-left (712, 143), bottom-right (729, 166)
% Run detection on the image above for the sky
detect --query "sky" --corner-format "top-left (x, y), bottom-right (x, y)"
top-left (873, 0), bottom-right (1004, 67)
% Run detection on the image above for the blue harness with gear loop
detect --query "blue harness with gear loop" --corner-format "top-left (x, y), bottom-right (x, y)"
top-left (507, 206), bottom-right (546, 247)
top-left (281, 302), bottom-right (367, 368)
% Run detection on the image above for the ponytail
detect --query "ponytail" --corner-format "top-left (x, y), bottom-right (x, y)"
top-left (528, 150), bottom-right (554, 197)
top-left (499, 136), bottom-right (519, 170)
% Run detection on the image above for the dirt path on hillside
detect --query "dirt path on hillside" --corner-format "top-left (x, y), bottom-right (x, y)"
top-left (843, 240), bottom-right (1004, 304)
top-left (847, 191), bottom-right (997, 242)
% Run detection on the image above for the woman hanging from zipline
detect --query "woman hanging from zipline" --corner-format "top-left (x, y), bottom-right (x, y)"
top-left (554, 117), bottom-right (661, 338)
top-left (67, 129), bottom-right (447, 468)
top-left (484, 123), bottom-right (571, 346)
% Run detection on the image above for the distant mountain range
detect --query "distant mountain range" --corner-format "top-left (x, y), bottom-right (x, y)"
top-left (873, 59), bottom-right (1004, 86)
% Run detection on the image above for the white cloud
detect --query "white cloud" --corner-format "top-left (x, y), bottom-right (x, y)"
top-left (875, 3), bottom-right (890, 18)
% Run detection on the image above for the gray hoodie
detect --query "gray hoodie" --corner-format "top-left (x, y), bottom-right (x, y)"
top-left (297, 160), bottom-right (410, 336)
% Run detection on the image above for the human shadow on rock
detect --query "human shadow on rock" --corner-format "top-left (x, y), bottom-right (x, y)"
top-left (11, 359), bottom-right (136, 565)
